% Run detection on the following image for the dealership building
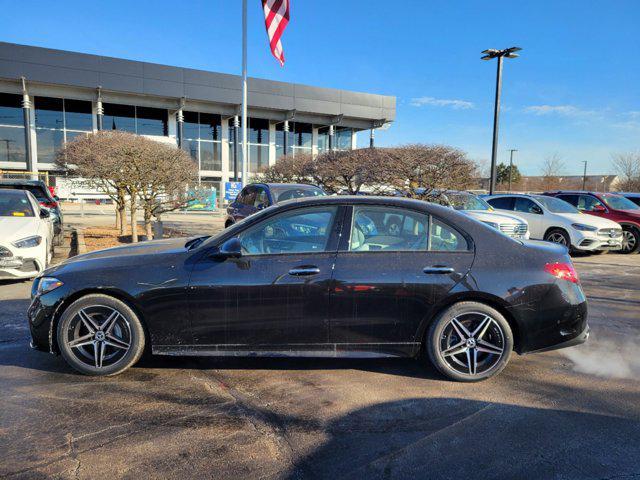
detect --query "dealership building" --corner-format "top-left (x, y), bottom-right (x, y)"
top-left (0, 42), bottom-right (395, 199)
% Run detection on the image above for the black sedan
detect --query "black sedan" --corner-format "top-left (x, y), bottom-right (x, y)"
top-left (28, 196), bottom-right (589, 381)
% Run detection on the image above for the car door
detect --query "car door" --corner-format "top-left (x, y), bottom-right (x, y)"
top-left (513, 197), bottom-right (545, 238)
top-left (188, 205), bottom-right (345, 351)
top-left (329, 205), bottom-right (474, 353)
top-left (578, 194), bottom-right (609, 219)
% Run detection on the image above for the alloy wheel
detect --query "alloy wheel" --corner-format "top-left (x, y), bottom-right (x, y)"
top-left (66, 305), bottom-right (132, 369)
top-left (438, 312), bottom-right (505, 376)
top-left (621, 230), bottom-right (637, 253)
top-left (547, 232), bottom-right (568, 246)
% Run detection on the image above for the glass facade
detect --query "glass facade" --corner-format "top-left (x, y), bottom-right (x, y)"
top-left (182, 111), bottom-right (222, 171)
top-left (34, 96), bottom-right (93, 164)
top-left (317, 127), bottom-right (330, 153)
top-left (103, 103), bottom-right (167, 136)
top-left (276, 122), bottom-right (312, 158)
top-left (335, 127), bottom-right (353, 150)
top-left (228, 118), bottom-right (270, 173)
top-left (0, 93), bottom-right (25, 163)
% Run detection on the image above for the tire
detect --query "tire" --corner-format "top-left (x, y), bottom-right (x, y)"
top-left (426, 301), bottom-right (513, 382)
top-left (620, 227), bottom-right (640, 254)
top-left (225, 220), bottom-right (234, 229)
top-left (57, 294), bottom-right (146, 376)
top-left (544, 228), bottom-right (571, 248)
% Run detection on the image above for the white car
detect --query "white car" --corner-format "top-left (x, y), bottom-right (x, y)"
top-left (441, 191), bottom-right (530, 240)
top-left (0, 189), bottom-right (55, 279)
top-left (484, 193), bottom-right (623, 252)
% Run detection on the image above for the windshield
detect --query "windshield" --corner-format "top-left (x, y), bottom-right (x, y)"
top-left (534, 195), bottom-right (579, 214)
top-left (0, 192), bottom-right (35, 217)
top-left (0, 185), bottom-right (48, 202)
top-left (272, 186), bottom-right (326, 203)
top-left (446, 193), bottom-right (491, 211)
top-left (601, 194), bottom-right (640, 210)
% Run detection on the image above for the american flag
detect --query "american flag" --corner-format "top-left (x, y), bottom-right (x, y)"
top-left (261, 0), bottom-right (290, 66)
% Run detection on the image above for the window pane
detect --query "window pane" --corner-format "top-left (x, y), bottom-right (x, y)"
top-left (249, 144), bottom-right (269, 172)
top-left (182, 111), bottom-right (199, 139)
top-left (487, 197), bottom-right (513, 210)
top-left (0, 93), bottom-right (23, 126)
top-left (275, 124), bottom-right (293, 154)
top-left (294, 122), bottom-right (312, 147)
top-left (65, 131), bottom-right (89, 144)
top-left (200, 141), bottom-right (221, 171)
top-left (182, 138), bottom-right (199, 164)
top-left (64, 99), bottom-right (93, 131)
top-left (249, 118), bottom-right (269, 144)
top-left (317, 127), bottom-right (329, 152)
top-left (429, 218), bottom-right (468, 251)
top-left (349, 206), bottom-right (429, 252)
top-left (336, 127), bottom-right (352, 150)
top-left (136, 106), bottom-right (167, 136)
top-left (35, 97), bottom-right (64, 130)
top-left (199, 113), bottom-right (221, 141)
top-left (514, 198), bottom-right (537, 213)
top-left (239, 207), bottom-right (337, 255)
top-left (36, 128), bottom-right (64, 163)
top-left (0, 126), bottom-right (25, 162)
top-left (103, 103), bottom-right (136, 132)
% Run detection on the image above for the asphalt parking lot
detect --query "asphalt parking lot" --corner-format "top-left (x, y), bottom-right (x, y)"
top-left (1, 254), bottom-right (639, 479)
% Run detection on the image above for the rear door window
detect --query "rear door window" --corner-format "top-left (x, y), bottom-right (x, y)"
top-left (429, 218), bottom-right (469, 252)
top-left (514, 198), bottom-right (541, 214)
top-left (349, 206), bottom-right (429, 252)
top-left (556, 194), bottom-right (579, 207)
top-left (487, 196), bottom-right (514, 210)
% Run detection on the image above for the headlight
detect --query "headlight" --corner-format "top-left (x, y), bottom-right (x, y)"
top-left (36, 277), bottom-right (64, 295)
top-left (482, 221), bottom-right (500, 230)
top-left (12, 235), bottom-right (42, 248)
top-left (571, 223), bottom-right (598, 232)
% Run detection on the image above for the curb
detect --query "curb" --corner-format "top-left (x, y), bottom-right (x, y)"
top-left (72, 227), bottom-right (87, 256)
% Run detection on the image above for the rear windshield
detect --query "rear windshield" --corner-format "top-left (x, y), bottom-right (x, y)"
top-left (0, 192), bottom-right (35, 217)
top-left (0, 184), bottom-right (48, 202)
top-left (601, 194), bottom-right (640, 211)
top-left (271, 186), bottom-right (326, 203)
top-left (534, 195), bottom-right (579, 214)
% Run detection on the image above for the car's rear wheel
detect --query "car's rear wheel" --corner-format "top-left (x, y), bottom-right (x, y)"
top-left (426, 301), bottom-right (513, 382)
top-left (57, 294), bottom-right (145, 376)
top-left (544, 228), bottom-right (570, 248)
top-left (620, 227), bottom-right (640, 254)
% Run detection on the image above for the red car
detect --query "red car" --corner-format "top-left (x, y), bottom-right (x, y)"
top-left (543, 191), bottom-right (640, 254)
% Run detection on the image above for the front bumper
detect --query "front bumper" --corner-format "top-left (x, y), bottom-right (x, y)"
top-left (572, 230), bottom-right (622, 251)
top-left (0, 243), bottom-right (45, 278)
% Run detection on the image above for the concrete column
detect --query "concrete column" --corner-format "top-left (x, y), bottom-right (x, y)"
top-left (328, 125), bottom-right (334, 151)
top-left (351, 130), bottom-right (357, 150)
top-left (369, 128), bottom-right (375, 148)
top-left (176, 109), bottom-right (184, 148)
top-left (311, 127), bottom-right (319, 157)
top-left (20, 78), bottom-right (35, 173)
top-left (283, 120), bottom-right (289, 157)
top-left (96, 88), bottom-right (104, 131)
top-left (268, 121), bottom-right (277, 165)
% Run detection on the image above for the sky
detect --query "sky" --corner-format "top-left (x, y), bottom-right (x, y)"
top-left (1, 0), bottom-right (638, 175)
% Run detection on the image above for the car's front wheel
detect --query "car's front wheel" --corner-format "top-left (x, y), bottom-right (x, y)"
top-left (620, 227), bottom-right (640, 254)
top-left (57, 294), bottom-right (145, 376)
top-left (426, 301), bottom-right (513, 382)
top-left (544, 228), bottom-right (571, 248)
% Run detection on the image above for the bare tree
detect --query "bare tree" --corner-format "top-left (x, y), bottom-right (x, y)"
top-left (540, 153), bottom-right (566, 191)
top-left (612, 152), bottom-right (640, 192)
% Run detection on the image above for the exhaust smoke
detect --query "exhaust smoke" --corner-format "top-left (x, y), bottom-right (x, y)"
top-left (562, 335), bottom-right (640, 380)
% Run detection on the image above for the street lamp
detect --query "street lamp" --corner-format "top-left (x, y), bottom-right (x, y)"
top-left (482, 47), bottom-right (522, 195)
top-left (508, 148), bottom-right (518, 192)
top-left (581, 161), bottom-right (588, 190)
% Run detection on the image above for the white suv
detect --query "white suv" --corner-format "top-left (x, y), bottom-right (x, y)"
top-left (484, 193), bottom-right (623, 253)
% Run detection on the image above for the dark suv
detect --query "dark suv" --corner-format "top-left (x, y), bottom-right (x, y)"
top-left (544, 191), bottom-right (640, 253)
top-left (0, 180), bottom-right (63, 238)
top-left (225, 183), bottom-right (326, 227)
top-left (618, 192), bottom-right (640, 207)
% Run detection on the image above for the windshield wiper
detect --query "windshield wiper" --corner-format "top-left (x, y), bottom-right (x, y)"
top-left (185, 236), bottom-right (209, 251)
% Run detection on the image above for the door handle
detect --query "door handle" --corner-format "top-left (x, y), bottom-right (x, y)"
top-left (423, 266), bottom-right (455, 274)
top-left (289, 267), bottom-right (320, 276)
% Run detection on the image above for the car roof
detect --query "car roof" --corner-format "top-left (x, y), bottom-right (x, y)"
top-left (0, 188), bottom-right (30, 197)
top-left (253, 183), bottom-right (323, 189)
top-left (0, 179), bottom-right (47, 188)
top-left (276, 194), bottom-right (454, 213)
top-left (618, 192), bottom-right (640, 197)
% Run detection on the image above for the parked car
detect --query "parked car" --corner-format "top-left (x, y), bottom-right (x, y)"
top-left (225, 183), bottom-right (326, 227)
top-left (617, 192), bottom-right (640, 207)
top-left (543, 191), bottom-right (640, 254)
top-left (29, 196), bottom-right (588, 381)
top-left (436, 191), bottom-right (530, 239)
top-left (0, 180), bottom-right (64, 240)
top-left (484, 193), bottom-right (623, 253)
top-left (0, 189), bottom-right (55, 279)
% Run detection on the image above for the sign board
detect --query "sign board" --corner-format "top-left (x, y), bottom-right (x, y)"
top-left (225, 181), bottom-right (243, 201)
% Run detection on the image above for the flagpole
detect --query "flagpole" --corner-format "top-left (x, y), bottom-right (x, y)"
top-left (241, 0), bottom-right (248, 187)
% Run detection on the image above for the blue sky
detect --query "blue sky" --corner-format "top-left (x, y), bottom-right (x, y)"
top-left (1, 0), bottom-right (638, 175)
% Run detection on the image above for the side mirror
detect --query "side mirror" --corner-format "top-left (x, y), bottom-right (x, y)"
top-left (214, 237), bottom-right (242, 259)
top-left (532, 206), bottom-right (543, 215)
top-left (40, 208), bottom-right (51, 219)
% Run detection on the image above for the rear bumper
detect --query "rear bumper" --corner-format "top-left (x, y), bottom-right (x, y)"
top-left (525, 324), bottom-right (590, 354)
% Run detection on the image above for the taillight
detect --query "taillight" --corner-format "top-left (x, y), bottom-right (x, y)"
top-left (544, 262), bottom-right (579, 284)
top-left (39, 201), bottom-right (58, 209)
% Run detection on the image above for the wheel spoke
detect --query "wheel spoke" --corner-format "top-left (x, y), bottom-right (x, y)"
top-left (471, 315), bottom-right (492, 339)
top-left (105, 334), bottom-right (130, 350)
top-left (101, 310), bottom-right (119, 334)
top-left (442, 341), bottom-right (467, 357)
top-left (466, 348), bottom-right (477, 375)
top-left (477, 339), bottom-right (503, 355)
top-left (68, 333), bottom-right (94, 348)
top-left (450, 318), bottom-right (470, 340)
top-left (78, 309), bottom-right (99, 333)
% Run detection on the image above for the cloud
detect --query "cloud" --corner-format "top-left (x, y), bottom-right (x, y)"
top-left (410, 96), bottom-right (474, 110)
top-left (523, 105), bottom-right (596, 117)
top-left (624, 111), bottom-right (640, 119)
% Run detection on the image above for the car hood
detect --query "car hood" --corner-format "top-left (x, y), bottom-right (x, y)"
top-left (557, 213), bottom-right (621, 229)
top-left (462, 210), bottom-right (528, 225)
top-left (69, 237), bottom-right (192, 263)
top-left (0, 217), bottom-right (41, 243)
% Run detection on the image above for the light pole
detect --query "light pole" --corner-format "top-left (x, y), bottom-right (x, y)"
top-left (481, 47), bottom-right (522, 195)
top-left (582, 161), bottom-right (588, 190)
top-left (508, 149), bottom-right (518, 192)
